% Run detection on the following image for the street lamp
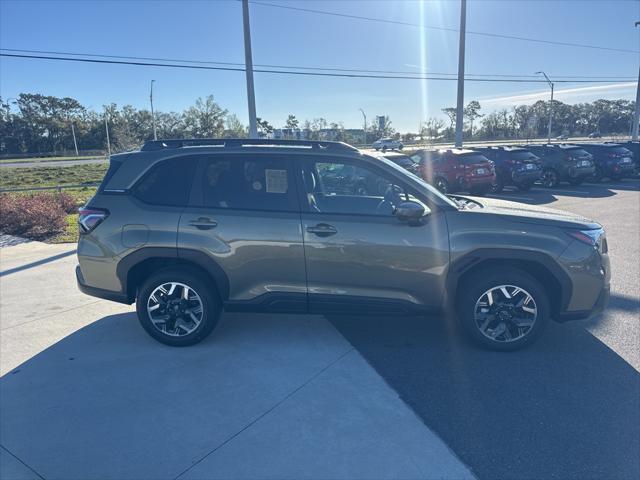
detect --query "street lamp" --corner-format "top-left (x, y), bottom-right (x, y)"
top-left (536, 71), bottom-right (554, 143)
top-left (359, 108), bottom-right (367, 146)
top-left (150, 80), bottom-right (157, 140)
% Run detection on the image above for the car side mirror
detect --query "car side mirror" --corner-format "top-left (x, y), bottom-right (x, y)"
top-left (395, 201), bottom-right (429, 225)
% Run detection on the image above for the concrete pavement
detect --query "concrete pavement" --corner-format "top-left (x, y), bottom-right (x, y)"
top-left (0, 241), bottom-right (473, 480)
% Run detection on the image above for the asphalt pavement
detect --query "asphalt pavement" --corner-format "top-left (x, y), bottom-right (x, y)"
top-left (330, 179), bottom-right (640, 480)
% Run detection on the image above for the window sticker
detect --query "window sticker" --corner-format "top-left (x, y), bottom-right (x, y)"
top-left (265, 169), bottom-right (288, 193)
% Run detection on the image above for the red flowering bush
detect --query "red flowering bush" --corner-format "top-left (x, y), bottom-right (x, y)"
top-left (56, 192), bottom-right (78, 214)
top-left (0, 193), bottom-right (68, 239)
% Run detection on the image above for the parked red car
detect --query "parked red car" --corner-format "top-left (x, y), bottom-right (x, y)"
top-left (410, 149), bottom-right (496, 196)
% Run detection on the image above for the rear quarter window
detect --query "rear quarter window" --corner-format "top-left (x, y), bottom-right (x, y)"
top-left (133, 156), bottom-right (198, 207)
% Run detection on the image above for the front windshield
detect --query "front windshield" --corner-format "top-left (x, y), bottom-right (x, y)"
top-left (366, 153), bottom-right (458, 208)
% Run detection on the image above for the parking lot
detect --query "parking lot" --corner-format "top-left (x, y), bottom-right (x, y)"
top-left (1, 179), bottom-right (639, 479)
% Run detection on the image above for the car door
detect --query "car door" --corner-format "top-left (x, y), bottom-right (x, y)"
top-left (178, 153), bottom-right (307, 311)
top-left (297, 155), bottom-right (450, 314)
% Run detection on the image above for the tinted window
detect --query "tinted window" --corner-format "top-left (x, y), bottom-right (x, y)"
top-left (459, 154), bottom-right (489, 165)
top-left (202, 156), bottom-right (296, 212)
top-left (511, 151), bottom-right (538, 161)
top-left (134, 156), bottom-right (197, 206)
top-left (611, 147), bottom-right (632, 155)
top-left (304, 159), bottom-right (425, 216)
top-left (565, 149), bottom-right (590, 157)
top-left (98, 159), bottom-right (123, 192)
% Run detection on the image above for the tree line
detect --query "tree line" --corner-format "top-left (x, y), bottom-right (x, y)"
top-left (0, 93), bottom-right (635, 155)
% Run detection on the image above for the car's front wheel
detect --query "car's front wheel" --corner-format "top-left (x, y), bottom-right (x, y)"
top-left (136, 268), bottom-right (221, 346)
top-left (457, 268), bottom-right (550, 351)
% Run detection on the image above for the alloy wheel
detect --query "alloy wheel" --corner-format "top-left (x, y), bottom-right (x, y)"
top-left (474, 284), bottom-right (537, 343)
top-left (146, 282), bottom-right (204, 337)
top-left (541, 170), bottom-right (557, 188)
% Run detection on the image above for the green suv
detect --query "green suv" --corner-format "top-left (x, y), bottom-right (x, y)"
top-left (77, 139), bottom-right (610, 350)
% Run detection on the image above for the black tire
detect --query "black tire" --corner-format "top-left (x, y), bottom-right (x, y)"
top-left (136, 268), bottom-right (221, 346)
top-left (516, 181), bottom-right (533, 191)
top-left (457, 267), bottom-right (550, 351)
top-left (590, 166), bottom-right (603, 183)
top-left (568, 177), bottom-right (584, 186)
top-left (434, 177), bottom-right (449, 194)
top-left (382, 146), bottom-right (387, 152)
top-left (398, 145), bottom-right (404, 150)
top-left (541, 169), bottom-right (558, 188)
top-left (490, 176), bottom-right (504, 193)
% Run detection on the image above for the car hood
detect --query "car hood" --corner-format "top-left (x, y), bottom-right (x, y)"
top-left (464, 196), bottom-right (601, 229)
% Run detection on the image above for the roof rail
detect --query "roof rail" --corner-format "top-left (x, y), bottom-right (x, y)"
top-left (140, 138), bottom-right (360, 153)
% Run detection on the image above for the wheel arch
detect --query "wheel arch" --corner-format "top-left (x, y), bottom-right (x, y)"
top-left (117, 247), bottom-right (230, 303)
top-left (446, 249), bottom-right (571, 318)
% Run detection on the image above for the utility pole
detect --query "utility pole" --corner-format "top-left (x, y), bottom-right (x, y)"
top-left (454, 0), bottom-right (467, 148)
top-left (242, 0), bottom-right (258, 139)
top-left (536, 71), bottom-right (554, 143)
top-left (71, 122), bottom-right (79, 156)
top-left (150, 80), bottom-right (157, 140)
top-left (632, 21), bottom-right (640, 141)
top-left (104, 114), bottom-right (111, 157)
top-left (359, 108), bottom-right (367, 145)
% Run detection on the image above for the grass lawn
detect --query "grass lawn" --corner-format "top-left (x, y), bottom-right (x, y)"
top-left (0, 163), bottom-right (108, 190)
top-left (0, 155), bottom-right (106, 164)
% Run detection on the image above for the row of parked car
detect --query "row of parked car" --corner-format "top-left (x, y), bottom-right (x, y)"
top-left (384, 141), bottom-right (639, 196)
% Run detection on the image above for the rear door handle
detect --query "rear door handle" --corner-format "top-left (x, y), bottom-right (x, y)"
top-left (306, 223), bottom-right (337, 237)
top-left (188, 217), bottom-right (218, 230)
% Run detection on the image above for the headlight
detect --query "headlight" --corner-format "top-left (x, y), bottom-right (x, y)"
top-left (567, 228), bottom-right (607, 253)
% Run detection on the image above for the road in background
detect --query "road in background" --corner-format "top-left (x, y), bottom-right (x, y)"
top-left (330, 179), bottom-right (640, 480)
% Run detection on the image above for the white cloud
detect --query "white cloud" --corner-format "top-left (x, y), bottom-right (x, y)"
top-left (480, 82), bottom-right (637, 106)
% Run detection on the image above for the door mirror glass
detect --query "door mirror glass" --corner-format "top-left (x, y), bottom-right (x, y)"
top-left (395, 201), bottom-right (428, 223)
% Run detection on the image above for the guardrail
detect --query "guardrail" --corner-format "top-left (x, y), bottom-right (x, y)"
top-left (0, 183), bottom-right (100, 193)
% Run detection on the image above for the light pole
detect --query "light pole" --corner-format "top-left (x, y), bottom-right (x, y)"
top-left (359, 108), bottom-right (367, 145)
top-left (70, 122), bottom-right (79, 156)
top-left (150, 80), bottom-right (157, 140)
top-left (242, 0), bottom-right (258, 139)
top-left (632, 21), bottom-right (639, 141)
top-left (454, 0), bottom-right (467, 148)
top-left (104, 113), bottom-right (111, 157)
top-left (536, 71), bottom-right (554, 143)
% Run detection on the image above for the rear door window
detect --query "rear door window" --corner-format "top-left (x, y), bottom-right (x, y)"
top-left (201, 155), bottom-right (297, 212)
top-left (133, 156), bottom-right (198, 207)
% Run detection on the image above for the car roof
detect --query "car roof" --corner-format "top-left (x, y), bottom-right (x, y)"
top-left (105, 138), bottom-right (364, 191)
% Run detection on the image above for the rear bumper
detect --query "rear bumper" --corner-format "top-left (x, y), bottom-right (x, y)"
top-left (512, 169), bottom-right (541, 184)
top-left (556, 286), bottom-right (610, 322)
top-left (568, 165), bottom-right (595, 178)
top-left (76, 265), bottom-right (131, 304)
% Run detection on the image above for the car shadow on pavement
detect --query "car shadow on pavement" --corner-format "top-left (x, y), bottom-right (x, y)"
top-left (0, 312), bottom-right (357, 480)
top-left (490, 180), bottom-right (640, 206)
top-left (328, 312), bottom-right (640, 480)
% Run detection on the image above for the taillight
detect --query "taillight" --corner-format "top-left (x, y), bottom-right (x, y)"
top-left (563, 154), bottom-right (574, 162)
top-left (78, 207), bottom-right (109, 233)
top-left (566, 228), bottom-right (606, 253)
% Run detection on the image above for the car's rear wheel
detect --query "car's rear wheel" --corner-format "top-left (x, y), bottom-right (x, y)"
top-left (541, 169), bottom-right (558, 188)
top-left (434, 177), bottom-right (449, 194)
top-left (136, 268), bottom-right (221, 346)
top-left (590, 166), bottom-right (603, 183)
top-left (490, 176), bottom-right (504, 193)
top-left (457, 268), bottom-right (550, 351)
top-left (568, 177), bottom-right (584, 186)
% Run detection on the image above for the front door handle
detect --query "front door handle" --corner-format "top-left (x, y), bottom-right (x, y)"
top-left (188, 217), bottom-right (218, 230)
top-left (306, 223), bottom-right (337, 237)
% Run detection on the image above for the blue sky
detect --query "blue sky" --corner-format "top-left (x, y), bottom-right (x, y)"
top-left (0, 0), bottom-right (638, 131)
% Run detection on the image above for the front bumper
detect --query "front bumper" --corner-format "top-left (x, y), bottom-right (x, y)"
top-left (556, 286), bottom-right (610, 322)
top-left (76, 265), bottom-right (131, 304)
